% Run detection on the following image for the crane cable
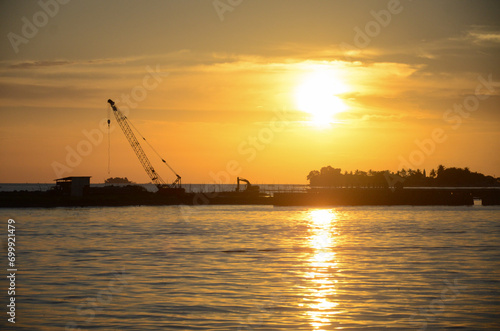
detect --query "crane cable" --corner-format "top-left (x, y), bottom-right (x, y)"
top-left (107, 105), bottom-right (111, 175)
top-left (125, 117), bottom-right (181, 179)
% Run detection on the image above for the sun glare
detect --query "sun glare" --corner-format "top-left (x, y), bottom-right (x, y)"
top-left (295, 69), bottom-right (349, 127)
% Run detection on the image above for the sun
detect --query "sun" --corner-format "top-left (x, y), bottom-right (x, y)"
top-left (295, 69), bottom-right (349, 127)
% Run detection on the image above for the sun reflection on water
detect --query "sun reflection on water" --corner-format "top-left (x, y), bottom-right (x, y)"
top-left (304, 209), bottom-right (340, 330)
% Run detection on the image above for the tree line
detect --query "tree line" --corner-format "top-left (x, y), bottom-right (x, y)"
top-left (307, 165), bottom-right (500, 188)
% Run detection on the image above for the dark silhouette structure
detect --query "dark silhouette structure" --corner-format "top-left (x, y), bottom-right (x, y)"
top-left (292, 165), bottom-right (500, 206)
top-left (54, 176), bottom-right (91, 197)
top-left (307, 165), bottom-right (500, 188)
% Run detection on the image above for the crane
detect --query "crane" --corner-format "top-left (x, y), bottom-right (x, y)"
top-left (107, 99), bottom-right (183, 193)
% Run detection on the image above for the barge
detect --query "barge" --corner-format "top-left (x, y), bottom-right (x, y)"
top-left (2, 185), bottom-right (499, 208)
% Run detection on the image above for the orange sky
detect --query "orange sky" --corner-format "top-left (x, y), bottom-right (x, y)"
top-left (1, 1), bottom-right (499, 184)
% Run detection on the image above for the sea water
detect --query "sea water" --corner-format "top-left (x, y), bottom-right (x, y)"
top-left (0, 205), bottom-right (499, 330)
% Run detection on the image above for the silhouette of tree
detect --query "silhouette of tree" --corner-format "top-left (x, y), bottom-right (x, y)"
top-left (307, 165), bottom-right (499, 188)
top-left (437, 165), bottom-right (445, 177)
top-left (307, 170), bottom-right (319, 181)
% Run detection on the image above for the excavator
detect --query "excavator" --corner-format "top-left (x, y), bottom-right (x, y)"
top-left (236, 177), bottom-right (260, 194)
top-left (107, 99), bottom-right (184, 195)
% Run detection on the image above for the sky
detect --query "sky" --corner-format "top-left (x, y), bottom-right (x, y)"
top-left (0, 0), bottom-right (499, 184)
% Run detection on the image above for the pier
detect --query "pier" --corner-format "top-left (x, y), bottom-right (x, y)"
top-left (1, 186), bottom-right (499, 208)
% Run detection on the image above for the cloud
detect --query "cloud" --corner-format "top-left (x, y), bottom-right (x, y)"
top-left (5, 56), bottom-right (145, 70)
top-left (466, 26), bottom-right (500, 44)
top-left (9, 60), bottom-right (74, 69)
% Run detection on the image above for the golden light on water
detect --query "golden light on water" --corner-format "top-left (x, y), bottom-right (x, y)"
top-left (295, 69), bottom-right (350, 127)
top-left (304, 209), bottom-right (340, 329)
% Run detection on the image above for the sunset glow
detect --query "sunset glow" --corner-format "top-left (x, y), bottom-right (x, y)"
top-left (1, 2), bottom-right (500, 329)
top-left (0, 1), bottom-right (499, 184)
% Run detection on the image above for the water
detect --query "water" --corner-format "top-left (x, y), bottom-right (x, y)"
top-left (0, 205), bottom-right (499, 330)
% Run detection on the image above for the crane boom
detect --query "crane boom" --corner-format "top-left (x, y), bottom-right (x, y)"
top-left (107, 99), bottom-right (181, 190)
